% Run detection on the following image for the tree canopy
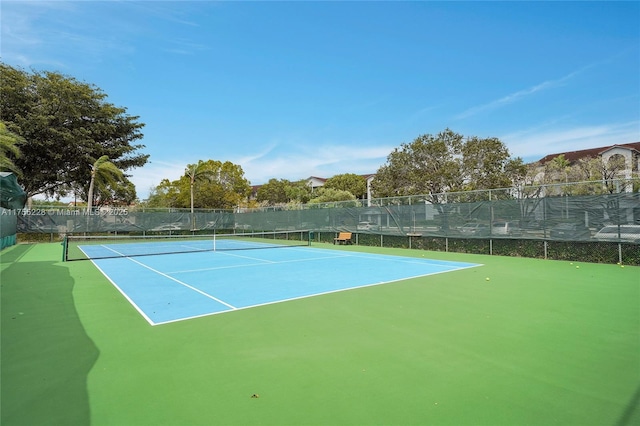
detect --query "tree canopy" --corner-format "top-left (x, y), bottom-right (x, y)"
top-left (145, 179), bottom-right (180, 208)
top-left (308, 187), bottom-right (356, 204)
top-left (371, 129), bottom-right (526, 203)
top-left (461, 136), bottom-right (526, 191)
top-left (256, 178), bottom-right (292, 205)
top-left (323, 173), bottom-right (367, 199)
top-left (256, 178), bottom-right (312, 206)
top-left (534, 153), bottom-right (631, 195)
top-left (145, 160), bottom-right (251, 209)
top-left (0, 63), bottom-right (149, 200)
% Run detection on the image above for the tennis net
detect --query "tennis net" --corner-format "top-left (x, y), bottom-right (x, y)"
top-left (63, 230), bottom-right (311, 261)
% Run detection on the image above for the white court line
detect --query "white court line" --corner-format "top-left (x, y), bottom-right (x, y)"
top-left (215, 250), bottom-right (278, 263)
top-left (80, 245), bottom-right (238, 326)
top-left (87, 259), bottom-right (157, 326)
top-left (166, 252), bottom-right (350, 274)
top-left (124, 256), bottom-right (238, 310)
top-left (152, 262), bottom-right (483, 326)
top-left (84, 244), bottom-right (482, 326)
top-left (164, 247), bottom-right (478, 275)
top-left (297, 247), bottom-right (482, 268)
top-left (343, 253), bottom-right (480, 268)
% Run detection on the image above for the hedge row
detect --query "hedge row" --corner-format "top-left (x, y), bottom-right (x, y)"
top-left (314, 232), bottom-right (639, 266)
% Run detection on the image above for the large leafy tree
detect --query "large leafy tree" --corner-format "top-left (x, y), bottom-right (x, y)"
top-left (462, 136), bottom-right (526, 191)
top-left (371, 129), bottom-right (465, 203)
top-left (213, 160), bottom-right (252, 208)
top-left (144, 160), bottom-right (251, 210)
top-left (323, 173), bottom-right (366, 198)
top-left (0, 63), bottom-right (149, 200)
top-left (96, 178), bottom-right (137, 207)
top-left (256, 178), bottom-right (312, 206)
top-left (146, 179), bottom-right (181, 208)
top-left (286, 179), bottom-right (313, 204)
top-left (257, 178), bottom-right (291, 204)
top-left (308, 188), bottom-right (356, 204)
top-left (371, 129), bottom-right (525, 203)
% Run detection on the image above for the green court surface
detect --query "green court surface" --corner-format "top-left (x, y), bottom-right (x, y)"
top-left (1, 242), bottom-right (638, 426)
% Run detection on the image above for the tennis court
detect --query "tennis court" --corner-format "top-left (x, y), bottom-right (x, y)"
top-left (82, 238), bottom-right (480, 325)
top-left (2, 241), bottom-right (639, 426)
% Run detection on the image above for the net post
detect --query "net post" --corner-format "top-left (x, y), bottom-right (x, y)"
top-left (61, 235), bottom-right (68, 262)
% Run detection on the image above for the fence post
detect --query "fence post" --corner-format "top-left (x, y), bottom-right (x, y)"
top-left (618, 243), bottom-right (623, 265)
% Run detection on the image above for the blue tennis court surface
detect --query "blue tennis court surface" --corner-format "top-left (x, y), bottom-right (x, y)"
top-left (89, 246), bottom-right (481, 325)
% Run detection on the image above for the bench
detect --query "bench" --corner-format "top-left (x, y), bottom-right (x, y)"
top-left (334, 232), bottom-right (353, 245)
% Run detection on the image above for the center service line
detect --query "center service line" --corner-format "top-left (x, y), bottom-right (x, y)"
top-left (125, 256), bottom-right (238, 310)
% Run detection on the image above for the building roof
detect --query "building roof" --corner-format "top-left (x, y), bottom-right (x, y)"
top-left (537, 142), bottom-right (640, 165)
top-left (307, 176), bottom-right (327, 183)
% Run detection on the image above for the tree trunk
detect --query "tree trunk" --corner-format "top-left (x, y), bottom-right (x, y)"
top-left (87, 172), bottom-right (95, 213)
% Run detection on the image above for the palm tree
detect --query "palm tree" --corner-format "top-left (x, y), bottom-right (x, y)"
top-left (185, 161), bottom-right (215, 229)
top-left (550, 155), bottom-right (571, 180)
top-left (0, 122), bottom-right (23, 175)
top-left (87, 155), bottom-right (124, 212)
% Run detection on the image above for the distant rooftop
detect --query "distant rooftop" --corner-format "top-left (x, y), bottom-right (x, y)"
top-left (538, 142), bottom-right (640, 165)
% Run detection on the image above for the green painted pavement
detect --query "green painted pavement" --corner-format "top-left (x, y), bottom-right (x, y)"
top-left (1, 243), bottom-right (638, 425)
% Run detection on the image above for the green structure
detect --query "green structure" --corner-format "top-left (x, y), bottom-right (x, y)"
top-left (0, 172), bottom-right (27, 250)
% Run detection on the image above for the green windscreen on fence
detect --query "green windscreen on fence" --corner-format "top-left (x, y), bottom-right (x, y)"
top-left (0, 172), bottom-right (26, 250)
top-left (0, 172), bottom-right (27, 210)
top-left (1, 206), bottom-right (17, 249)
top-left (16, 186), bottom-right (640, 245)
top-left (18, 207), bottom-right (234, 235)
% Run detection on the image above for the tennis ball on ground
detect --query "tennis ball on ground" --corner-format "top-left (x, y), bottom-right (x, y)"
top-left (485, 277), bottom-right (490, 281)
top-left (576, 265), bottom-right (580, 269)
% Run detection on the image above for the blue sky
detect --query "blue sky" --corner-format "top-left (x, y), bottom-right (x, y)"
top-left (2, 1), bottom-right (639, 200)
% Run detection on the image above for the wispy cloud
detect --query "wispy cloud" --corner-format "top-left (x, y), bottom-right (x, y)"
top-left (234, 144), bottom-right (277, 165)
top-left (502, 120), bottom-right (640, 161)
top-left (129, 142), bottom-right (391, 200)
top-left (122, 1), bottom-right (202, 27)
top-left (162, 39), bottom-right (210, 56)
top-left (407, 105), bottom-right (440, 123)
top-left (1, 1), bottom-right (136, 68)
top-left (235, 143), bottom-right (392, 185)
top-left (1, 1), bottom-right (74, 67)
top-left (455, 65), bottom-right (594, 120)
top-left (0, 1), bottom-right (205, 68)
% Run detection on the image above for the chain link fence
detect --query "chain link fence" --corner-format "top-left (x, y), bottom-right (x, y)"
top-left (16, 179), bottom-right (640, 265)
